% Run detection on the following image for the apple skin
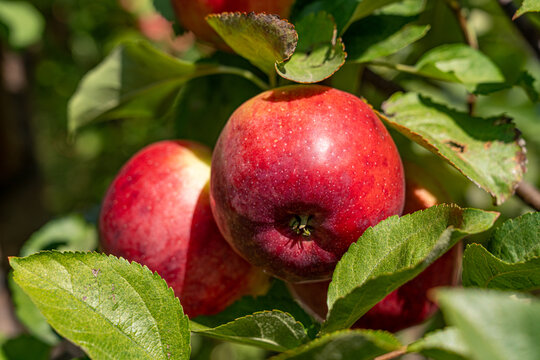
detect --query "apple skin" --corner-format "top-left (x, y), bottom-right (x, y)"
top-left (99, 140), bottom-right (268, 318)
top-left (171, 0), bottom-right (295, 50)
top-left (210, 85), bottom-right (405, 283)
top-left (288, 162), bottom-right (462, 332)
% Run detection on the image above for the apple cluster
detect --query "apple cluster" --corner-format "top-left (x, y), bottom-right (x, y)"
top-left (99, 84), bottom-right (461, 331)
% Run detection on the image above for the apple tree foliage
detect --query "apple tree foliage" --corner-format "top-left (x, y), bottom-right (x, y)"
top-left (4, 0), bottom-right (540, 359)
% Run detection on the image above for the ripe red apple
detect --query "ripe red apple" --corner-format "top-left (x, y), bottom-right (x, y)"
top-left (210, 85), bottom-right (405, 282)
top-left (171, 0), bottom-right (295, 50)
top-left (288, 162), bottom-right (462, 332)
top-left (99, 140), bottom-right (269, 318)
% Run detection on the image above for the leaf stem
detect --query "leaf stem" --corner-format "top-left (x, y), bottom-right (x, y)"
top-left (194, 65), bottom-right (270, 91)
top-left (268, 71), bottom-right (277, 89)
top-left (374, 347), bottom-right (407, 360)
top-left (367, 60), bottom-right (418, 75)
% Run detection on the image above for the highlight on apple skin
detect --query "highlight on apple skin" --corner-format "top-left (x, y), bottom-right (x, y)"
top-left (210, 85), bottom-right (406, 283)
top-left (288, 162), bottom-right (462, 332)
top-left (171, 0), bottom-right (295, 50)
top-left (99, 140), bottom-right (269, 318)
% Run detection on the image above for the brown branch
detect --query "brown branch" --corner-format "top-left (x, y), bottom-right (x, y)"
top-left (515, 180), bottom-right (540, 211)
top-left (374, 347), bottom-right (408, 360)
top-left (446, 0), bottom-right (478, 49)
top-left (445, 0), bottom-right (478, 115)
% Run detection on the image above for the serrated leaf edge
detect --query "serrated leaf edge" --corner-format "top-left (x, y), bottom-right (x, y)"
top-left (10, 250), bottom-right (189, 360)
top-left (269, 329), bottom-right (402, 360)
top-left (206, 12), bottom-right (298, 63)
top-left (378, 93), bottom-right (527, 205)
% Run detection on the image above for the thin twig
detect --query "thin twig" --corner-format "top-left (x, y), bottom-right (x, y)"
top-left (193, 65), bottom-right (270, 90)
top-left (498, 0), bottom-right (540, 58)
top-left (374, 347), bottom-right (408, 360)
top-left (445, 0), bottom-right (478, 115)
top-left (446, 0), bottom-right (478, 49)
top-left (515, 180), bottom-right (540, 211)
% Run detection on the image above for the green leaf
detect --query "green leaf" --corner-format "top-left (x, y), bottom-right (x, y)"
top-left (474, 71), bottom-right (539, 103)
top-left (408, 327), bottom-right (470, 360)
top-left (276, 12), bottom-right (346, 83)
top-left (412, 44), bottom-right (505, 92)
top-left (463, 213), bottom-right (540, 291)
top-left (514, 0), bottom-right (540, 19)
top-left (489, 212), bottom-right (540, 262)
top-left (271, 329), bottom-right (402, 360)
top-left (345, 14), bottom-right (429, 63)
top-left (20, 215), bottom-right (97, 257)
top-left (0, 0), bottom-right (44, 48)
top-left (462, 244), bottom-right (540, 291)
top-left (10, 251), bottom-right (190, 360)
top-left (207, 13), bottom-right (297, 75)
top-left (381, 92), bottom-right (526, 205)
top-left (322, 205), bottom-right (497, 333)
top-left (0, 334), bottom-right (51, 360)
top-left (191, 311), bottom-right (308, 352)
top-left (377, 0), bottom-right (426, 16)
top-left (68, 41), bottom-right (228, 133)
top-left (10, 216), bottom-right (97, 345)
top-left (193, 280), bottom-right (315, 332)
top-left (8, 274), bottom-right (60, 345)
top-left (436, 288), bottom-right (540, 360)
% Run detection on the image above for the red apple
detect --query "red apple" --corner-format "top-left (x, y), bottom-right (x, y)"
top-left (99, 140), bottom-right (269, 318)
top-left (288, 162), bottom-right (462, 332)
top-left (210, 85), bottom-right (405, 282)
top-left (171, 0), bottom-right (295, 50)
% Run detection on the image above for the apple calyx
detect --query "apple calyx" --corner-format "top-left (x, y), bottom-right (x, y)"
top-left (289, 215), bottom-right (314, 238)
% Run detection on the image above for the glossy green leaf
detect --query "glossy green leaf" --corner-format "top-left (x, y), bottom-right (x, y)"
top-left (489, 212), bottom-right (540, 262)
top-left (276, 12), bottom-right (346, 83)
top-left (412, 44), bottom-right (504, 91)
top-left (272, 329), bottom-right (402, 360)
top-left (381, 92), bottom-right (526, 205)
top-left (345, 14), bottom-right (429, 63)
top-left (207, 13), bottom-right (297, 75)
top-left (408, 327), bottom-right (469, 360)
top-left (437, 288), bottom-right (540, 360)
top-left (463, 244), bottom-right (540, 291)
top-left (193, 280), bottom-right (315, 332)
top-left (10, 215), bottom-right (97, 345)
top-left (191, 311), bottom-right (308, 352)
top-left (322, 205), bottom-right (498, 333)
top-left (514, 0), bottom-right (540, 19)
top-left (0, 0), bottom-right (44, 48)
top-left (10, 251), bottom-right (190, 360)
top-left (68, 41), bottom-right (238, 133)
top-left (8, 274), bottom-right (60, 345)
